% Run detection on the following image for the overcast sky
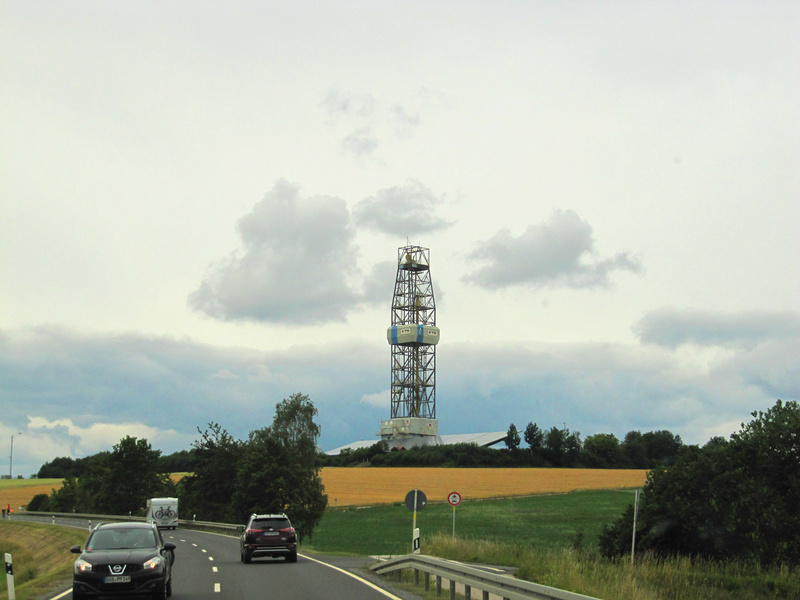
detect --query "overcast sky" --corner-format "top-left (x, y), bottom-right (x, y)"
top-left (2, 1), bottom-right (798, 477)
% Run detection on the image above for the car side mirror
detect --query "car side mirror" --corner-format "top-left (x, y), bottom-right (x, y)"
top-left (70, 545), bottom-right (81, 554)
top-left (164, 542), bottom-right (176, 551)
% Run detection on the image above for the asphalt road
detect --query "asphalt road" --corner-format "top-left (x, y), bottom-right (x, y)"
top-left (156, 528), bottom-right (410, 600)
top-left (10, 516), bottom-right (420, 600)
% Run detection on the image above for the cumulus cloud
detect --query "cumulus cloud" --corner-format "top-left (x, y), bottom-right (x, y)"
top-left (26, 416), bottom-right (188, 458)
top-left (634, 308), bottom-right (800, 349)
top-left (189, 179), bottom-right (360, 325)
top-left (464, 209), bottom-right (643, 289)
top-left (353, 179), bottom-right (453, 235)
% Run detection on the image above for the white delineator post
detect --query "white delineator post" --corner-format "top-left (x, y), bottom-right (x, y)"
top-left (5, 553), bottom-right (16, 600)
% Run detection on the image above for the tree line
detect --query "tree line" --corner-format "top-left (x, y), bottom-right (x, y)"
top-left (319, 425), bottom-right (683, 468)
top-left (37, 449), bottom-right (195, 479)
top-left (29, 393), bottom-right (327, 543)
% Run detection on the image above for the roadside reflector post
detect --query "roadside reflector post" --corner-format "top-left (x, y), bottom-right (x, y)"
top-left (5, 553), bottom-right (15, 600)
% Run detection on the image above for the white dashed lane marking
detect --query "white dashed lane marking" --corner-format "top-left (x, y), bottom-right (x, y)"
top-left (214, 583), bottom-right (221, 593)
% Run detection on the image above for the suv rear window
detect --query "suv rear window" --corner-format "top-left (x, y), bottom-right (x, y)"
top-left (251, 518), bottom-right (289, 530)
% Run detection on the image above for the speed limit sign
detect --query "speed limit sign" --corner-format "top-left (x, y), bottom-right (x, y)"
top-left (448, 491), bottom-right (462, 506)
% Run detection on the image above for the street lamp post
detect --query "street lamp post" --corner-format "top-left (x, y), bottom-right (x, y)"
top-left (9, 433), bottom-right (22, 479)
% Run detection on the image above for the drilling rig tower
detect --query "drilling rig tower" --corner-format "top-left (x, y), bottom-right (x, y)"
top-left (381, 245), bottom-right (440, 445)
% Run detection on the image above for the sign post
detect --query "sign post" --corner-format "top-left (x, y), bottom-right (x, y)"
top-left (631, 489), bottom-right (640, 565)
top-left (404, 489), bottom-right (427, 554)
top-left (447, 491), bottom-right (462, 539)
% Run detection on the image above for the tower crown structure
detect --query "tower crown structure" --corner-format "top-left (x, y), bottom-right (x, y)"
top-left (381, 245), bottom-right (440, 442)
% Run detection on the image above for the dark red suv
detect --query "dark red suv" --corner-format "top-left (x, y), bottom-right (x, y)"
top-left (240, 513), bottom-right (297, 563)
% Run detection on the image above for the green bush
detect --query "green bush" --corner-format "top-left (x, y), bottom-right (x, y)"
top-left (601, 399), bottom-right (800, 566)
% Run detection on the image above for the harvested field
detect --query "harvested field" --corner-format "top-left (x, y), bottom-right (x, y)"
top-left (4, 469), bottom-right (648, 511)
top-left (0, 480), bottom-right (62, 513)
top-left (321, 468), bottom-right (648, 507)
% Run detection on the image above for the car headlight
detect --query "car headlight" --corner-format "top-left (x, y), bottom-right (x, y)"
top-left (74, 559), bottom-right (92, 573)
top-left (143, 556), bottom-right (163, 570)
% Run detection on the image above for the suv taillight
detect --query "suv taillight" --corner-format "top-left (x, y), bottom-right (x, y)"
top-left (281, 527), bottom-right (295, 534)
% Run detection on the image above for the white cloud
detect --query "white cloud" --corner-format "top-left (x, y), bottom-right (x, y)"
top-left (353, 179), bottom-right (453, 235)
top-left (464, 210), bottom-right (643, 289)
top-left (16, 417), bottom-right (194, 476)
top-left (189, 179), bottom-right (360, 324)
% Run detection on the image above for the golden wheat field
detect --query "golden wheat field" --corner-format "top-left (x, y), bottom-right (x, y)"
top-left (321, 468), bottom-right (648, 507)
top-left (2, 469), bottom-right (648, 511)
top-left (0, 480), bottom-right (62, 512)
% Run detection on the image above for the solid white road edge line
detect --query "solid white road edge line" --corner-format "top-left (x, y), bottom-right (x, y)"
top-left (300, 554), bottom-right (404, 600)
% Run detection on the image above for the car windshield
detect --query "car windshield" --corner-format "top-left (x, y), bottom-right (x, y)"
top-left (252, 518), bottom-right (289, 530)
top-left (88, 528), bottom-right (156, 550)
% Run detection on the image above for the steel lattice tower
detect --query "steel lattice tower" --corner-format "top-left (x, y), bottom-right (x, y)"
top-left (382, 245), bottom-right (440, 441)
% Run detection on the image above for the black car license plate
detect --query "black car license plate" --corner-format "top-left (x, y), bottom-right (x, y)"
top-left (104, 575), bottom-right (131, 584)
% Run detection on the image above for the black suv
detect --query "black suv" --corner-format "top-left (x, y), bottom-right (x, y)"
top-left (240, 513), bottom-right (297, 563)
top-left (71, 521), bottom-right (176, 600)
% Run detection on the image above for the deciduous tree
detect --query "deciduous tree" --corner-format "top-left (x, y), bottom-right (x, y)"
top-left (230, 393), bottom-right (327, 543)
top-left (180, 422), bottom-right (243, 521)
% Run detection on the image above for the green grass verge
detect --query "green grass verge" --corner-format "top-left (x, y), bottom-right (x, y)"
top-left (302, 489), bottom-right (800, 600)
top-left (0, 520), bottom-right (87, 600)
top-left (424, 534), bottom-right (800, 600)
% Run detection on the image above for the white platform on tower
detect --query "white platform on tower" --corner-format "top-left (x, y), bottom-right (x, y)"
top-left (325, 431), bottom-right (508, 456)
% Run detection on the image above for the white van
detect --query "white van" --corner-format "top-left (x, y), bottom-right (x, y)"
top-left (146, 497), bottom-right (179, 529)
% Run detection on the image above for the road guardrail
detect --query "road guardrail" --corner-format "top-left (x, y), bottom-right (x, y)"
top-left (370, 553), bottom-right (601, 600)
top-left (22, 511), bottom-right (242, 536)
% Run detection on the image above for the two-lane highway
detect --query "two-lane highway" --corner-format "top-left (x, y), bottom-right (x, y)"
top-left (45, 523), bottom-right (415, 600)
top-left (161, 528), bottom-right (410, 600)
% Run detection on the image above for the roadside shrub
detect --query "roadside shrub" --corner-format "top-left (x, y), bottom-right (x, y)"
top-left (600, 400), bottom-right (800, 566)
top-left (26, 493), bottom-right (50, 512)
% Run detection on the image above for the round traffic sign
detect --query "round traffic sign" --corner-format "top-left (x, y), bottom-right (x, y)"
top-left (404, 489), bottom-right (427, 511)
top-left (447, 491), bottom-right (462, 506)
